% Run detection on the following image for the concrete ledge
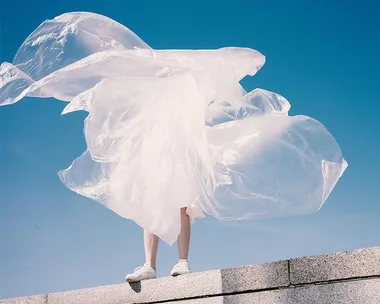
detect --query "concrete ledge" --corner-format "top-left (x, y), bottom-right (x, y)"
top-left (2, 246), bottom-right (379, 304)
top-left (1, 295), bottom-right (47, 304)
top-left (42, 261), bottom-right (289, 304)
top-left (290, 246), bottom-right (380, 284)
top-left (179, 278), bottom-right (380, 304)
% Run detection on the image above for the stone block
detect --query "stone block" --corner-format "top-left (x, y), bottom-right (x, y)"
top-left (178, 278), bottom-right (380, 304)
top-left (290, 246), bottom-right (380, 284)
top-left (0, 295), bottom-right (47, 304)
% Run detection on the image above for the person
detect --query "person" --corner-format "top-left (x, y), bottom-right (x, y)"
top-left (0, 12), bottom-right (348, 283)
top-left (125, 208), bottom-right (191, 282)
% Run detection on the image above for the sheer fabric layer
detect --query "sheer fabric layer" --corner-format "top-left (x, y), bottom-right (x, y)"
top-left (0, 12), bottom-right (347, 244)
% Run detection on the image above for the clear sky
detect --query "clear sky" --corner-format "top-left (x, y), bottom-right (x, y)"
top-left (1, 0), bottom-right (379, 299)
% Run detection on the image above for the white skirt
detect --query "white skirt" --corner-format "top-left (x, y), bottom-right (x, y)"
top-left (0, 12), bottom-right (347, 244)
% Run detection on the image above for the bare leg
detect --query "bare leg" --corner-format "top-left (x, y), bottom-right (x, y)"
top-left (125, 230), bottom-right (158, 282)
top-left (177, 208), bottom-right (191, 260)
top-left (144, 230), bottom-right (159, 269)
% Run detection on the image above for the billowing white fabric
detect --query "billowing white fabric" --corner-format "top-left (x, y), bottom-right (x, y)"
top-left (0, 12), bottom-right (347, 244)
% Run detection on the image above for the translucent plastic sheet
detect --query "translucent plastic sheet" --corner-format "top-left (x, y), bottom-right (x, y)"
top-left (0, 12), bottom-right (347, 244)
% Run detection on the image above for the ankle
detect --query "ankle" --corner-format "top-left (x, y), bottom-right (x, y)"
top-left (178, 258), bottom-right (188, 264)
top-left (145, 262), bottom-right (156, 270)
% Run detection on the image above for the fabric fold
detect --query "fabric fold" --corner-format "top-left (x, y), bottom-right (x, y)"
top-left (0, 12), bottom-right (347, 245)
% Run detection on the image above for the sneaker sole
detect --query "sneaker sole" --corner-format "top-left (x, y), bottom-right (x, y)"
top-left (125, 277), bottom-right (138, 283)
top-left (171, 271), bottom-right (191, 277)
top-left (125, 276), bottom-right (156, 283)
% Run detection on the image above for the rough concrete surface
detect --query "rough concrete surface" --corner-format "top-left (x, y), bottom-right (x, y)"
top-left (220, 260), bottom-right (289, 293)
top-left (290, 246), bottom-right (380, 284)
top-left (1, 246), bottom-right (379, 304)
top-left (0, 295), bottom-right (47, 304)
top-left (177, 278), bottom-right (380, 304)
top-left (47, 269), bottom-right (222, 304)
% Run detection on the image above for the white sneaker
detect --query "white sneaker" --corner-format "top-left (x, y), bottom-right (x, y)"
top-left (171, 261), bottom-right (191, 276)
top-left (125, 263), bottom-right (156, 283)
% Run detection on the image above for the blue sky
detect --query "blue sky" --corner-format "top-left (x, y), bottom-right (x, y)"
top-left (1, 0), bottom-right (379, 299)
